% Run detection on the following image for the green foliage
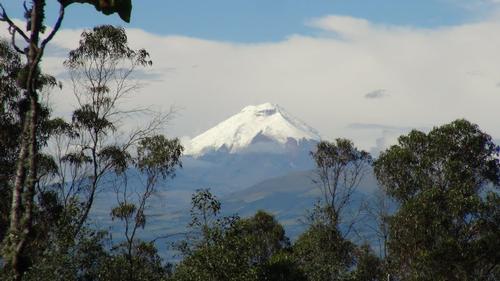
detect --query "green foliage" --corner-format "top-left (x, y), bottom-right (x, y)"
top-left (188, 188), bottom-right (222, 235)
top-left (44, 118), bottom-right (78, 139)
top-left (136, 135), bottom-right (183, 180)
top-left (59, 25), bottom-right (155, 242)
top-left (176, 188), bottom-right (238, 257)
top-left (105, 134), bottom-right (182, 281)
top-left (293, 222), bottom-right (355, 281)
top-left (374, 119), bottom-right (500, 280)
top-left (236, 211), bottom-right (290, 265)
top-left (350, 244), bottom-right (384, 281)
top-left (99, 145), bottom-right (130, 174)
top-left (111, 202), bottom-right (136, 221)
top-left (257, 251), bottom-right (307, 281)
top-left (36, 153), bottom-right (58, 181)
top-left (64, 25), bottom-right (151, 70)
top-left (72, 104), bottom-right (116, 135)
top-left (312, 139), bottom-right (371, 171)
top-left (292, 139), bottom-right (373, 281)
top-left (0, 38), bottom-right (60, 247)
top-left (2, 0), bottom-right (134, 276)
top-left (100, 242), bottom-right (170, 281)
top-left (173, 195), bottom-right (290, 281)
top-left (61, 0), bottom-right (133, 23)
top-left (0, 39), bottom-right (22, 241)
top-left (22, 228), bottom-right (109, 281)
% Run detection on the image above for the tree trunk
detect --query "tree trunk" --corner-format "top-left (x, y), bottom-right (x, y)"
top-left (4, 1), bottom-right (44, 280)
top-left (8, 119), bottom-right (29, 236)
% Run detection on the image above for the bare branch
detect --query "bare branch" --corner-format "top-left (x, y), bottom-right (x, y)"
top-left (310, 139), bottom-right (371, 237)
top-left (0, 4), bottom-right (30, 42)
top-left (150, 232), bottom-right (188, 244)
top-left (40, 4), bottom-right (65, 50)
top-left (10, 28), bottom-right (26, 54)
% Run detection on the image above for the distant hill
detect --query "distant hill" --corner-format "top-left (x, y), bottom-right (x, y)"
top-left (94, 168), bottom-right (380, 240)
top-left (221, 169), bottom-right (380, 238)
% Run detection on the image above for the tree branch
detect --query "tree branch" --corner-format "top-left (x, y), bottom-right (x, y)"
top-left (40, 4), bottom-right (65, 50)
top-left (10, 28), bottom-right (26, 54)
top-left (0, 3), bottom-right (30, 42)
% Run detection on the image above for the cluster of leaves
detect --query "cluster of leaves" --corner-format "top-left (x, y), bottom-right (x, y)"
top-left (374, 119), bottom-right (500, 280)
top-left (0, 40), bottom-right (22, 241)
top-left (173, 208), bottom-right (295, 281)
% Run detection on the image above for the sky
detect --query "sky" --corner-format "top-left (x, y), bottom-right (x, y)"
top-left (2, 0), bottom-right (498, 42)
top-left (2, 0), bottom-right (500, 154)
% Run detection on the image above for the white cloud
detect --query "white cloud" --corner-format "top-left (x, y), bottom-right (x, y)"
top-left (2, 14), bottom-right (500, 154)
top-left (306, 15), bottom-right (372, 38)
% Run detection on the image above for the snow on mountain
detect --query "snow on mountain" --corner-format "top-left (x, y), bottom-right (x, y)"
top-left (185, 103), bottom-right (321, 156)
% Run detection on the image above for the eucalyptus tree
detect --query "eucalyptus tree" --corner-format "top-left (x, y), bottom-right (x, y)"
top-left (18, 25), bottom-right (176, 280)
top-left (293, 139), bottom-right (372, 281)
top-left (311, 139), bottom-right (372, 231)
top-left (374, 119), bottom-right (500, 280)
top-left (0, 37), bottom-right (64, 279)
top-left (59, 25), bottom-right (159, 236)
top-left (0, 1), bottom-right (133, 279)
top-left (110, 135), bottom-right (182, 281)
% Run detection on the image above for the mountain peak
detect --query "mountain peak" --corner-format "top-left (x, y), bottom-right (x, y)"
top-left (186, 103), bottom-right (320, 156)
top-left (241, 102), bottom-right (280, 115)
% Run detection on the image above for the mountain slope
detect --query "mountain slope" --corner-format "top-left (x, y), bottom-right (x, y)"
top-left (97, 169), bottom-right (381, 248)
top-left (221, 169), bottom-right (380, 238)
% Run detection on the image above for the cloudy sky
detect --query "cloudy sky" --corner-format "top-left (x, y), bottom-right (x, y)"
top-left (2, 0), bottom-right (500, 154)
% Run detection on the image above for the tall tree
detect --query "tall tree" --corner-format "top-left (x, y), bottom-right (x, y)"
top-left (374, 119), bottom-right (500, 280)
top-left (294, 139), bottom-right (372, 281)
top-left (61, 25), bottom-right (156, 236)
top-left (110, 135), bottom-right (182, 281)
top-left (0, 1), bottom-right (133, 279)
top-left (17, 25), bottom-right (172, 279)
top-left (0, 37), bottom-right (61, 279)
top-left (311, 139), bottom-right (372, 231)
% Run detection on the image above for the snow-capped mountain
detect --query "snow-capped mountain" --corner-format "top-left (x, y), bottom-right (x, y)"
top-left (186, 103), bottom-right (321, 156)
